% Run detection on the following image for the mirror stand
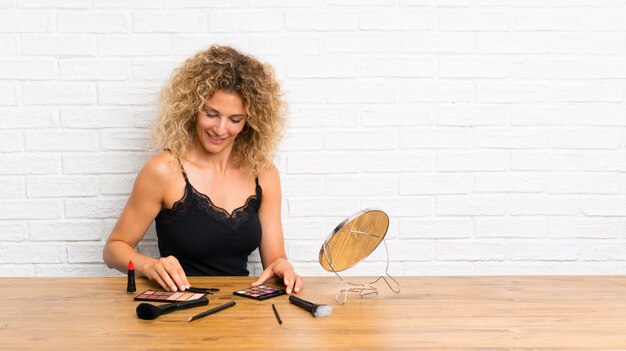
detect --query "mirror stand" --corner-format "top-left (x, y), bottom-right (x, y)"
top-left (322, 235), bottom-right (401, 305)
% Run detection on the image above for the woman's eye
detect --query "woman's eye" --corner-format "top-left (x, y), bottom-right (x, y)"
top-left (205, 112), bottom-right (218, 118)
top-left (230, 119), bottom-right (242, 124)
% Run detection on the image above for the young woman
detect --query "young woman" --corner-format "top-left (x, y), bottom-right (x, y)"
top-left (103, 45), bottom-right (303, 295)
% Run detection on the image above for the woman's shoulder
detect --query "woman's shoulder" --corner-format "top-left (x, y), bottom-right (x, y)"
top-left (257, 162), bottom-right (278, 179)
top-left (256, 162), bottom-right (280, 189)
top-left (139, 151), bottom-right (182, 184)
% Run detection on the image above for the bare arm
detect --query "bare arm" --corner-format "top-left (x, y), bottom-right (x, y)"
top-left (251, 164), bottom-right (303, 294)
top-left (102, 153), bottom-right (190, 291)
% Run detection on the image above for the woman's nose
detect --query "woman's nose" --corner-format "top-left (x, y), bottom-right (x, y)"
top-left (213, 117), bottom-right (227, 135)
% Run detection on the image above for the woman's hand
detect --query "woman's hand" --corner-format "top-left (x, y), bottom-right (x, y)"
top-left (251, 258), bottom-right (303, 294)
top-left (143, 256), bottom-right (190, 292)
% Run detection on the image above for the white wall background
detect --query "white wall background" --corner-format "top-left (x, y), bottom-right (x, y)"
top-left (1, 0), bottom-right (626, 278)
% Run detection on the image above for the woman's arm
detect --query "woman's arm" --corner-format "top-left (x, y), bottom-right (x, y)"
top-left (251, 164), bottom-right (303, 294)
top-left (102, 153), bottom-right (190, 291)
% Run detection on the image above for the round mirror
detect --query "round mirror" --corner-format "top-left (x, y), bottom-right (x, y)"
top-left (319, 209), bottom-right (389, 273)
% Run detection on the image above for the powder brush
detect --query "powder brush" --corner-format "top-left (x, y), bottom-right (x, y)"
top-left (136, 296), bottom-right (208, 320)
top-left (289, 295), bottom-right (332, 318)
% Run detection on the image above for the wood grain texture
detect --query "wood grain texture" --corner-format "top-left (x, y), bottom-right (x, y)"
top-left (319, 209), bottom-right (389, 272)
top-left (2, 276), bottom-right (626, 350)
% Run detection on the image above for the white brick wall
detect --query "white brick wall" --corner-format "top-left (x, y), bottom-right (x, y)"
top-left (2, 2), bottom-right (626, 278)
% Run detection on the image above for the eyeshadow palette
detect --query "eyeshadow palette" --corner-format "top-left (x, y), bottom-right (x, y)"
top-left (233, 285), bottom-right (286, 301)
top-left (134, 290), bottom-right (206, 303)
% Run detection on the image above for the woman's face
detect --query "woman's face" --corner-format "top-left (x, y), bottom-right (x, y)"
top-left (195, 90), bottom-right (247, 156)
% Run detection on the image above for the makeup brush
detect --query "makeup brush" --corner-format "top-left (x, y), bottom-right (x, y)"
top-left (136, 296), bottom-right (208, 320)
top-left (288, 295), bottom-right (332, 318)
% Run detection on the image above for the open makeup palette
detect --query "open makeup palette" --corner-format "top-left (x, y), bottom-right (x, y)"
top-left (233, 285), bottom-right (285, 301)
top-left (134, 290), bottom-right (206, 303)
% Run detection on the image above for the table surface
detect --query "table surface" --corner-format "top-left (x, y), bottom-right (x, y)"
top-left (2, 275), bottom-right (626, 350)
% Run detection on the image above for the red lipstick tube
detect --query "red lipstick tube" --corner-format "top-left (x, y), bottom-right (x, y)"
top-left (127, 260), bottom-right (136, 293)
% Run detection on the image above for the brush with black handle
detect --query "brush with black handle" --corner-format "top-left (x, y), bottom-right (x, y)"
top-left (136, 296), bottom-right (209, 320)
top-left (289, 295), bottom-right (332, 318)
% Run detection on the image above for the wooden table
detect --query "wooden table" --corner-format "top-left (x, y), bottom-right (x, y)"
top-left (2, 276), bottom-right (626, 350)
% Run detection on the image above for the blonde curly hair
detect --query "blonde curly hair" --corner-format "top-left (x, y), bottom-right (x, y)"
top-left (152, 45), bottom-right (286, 173)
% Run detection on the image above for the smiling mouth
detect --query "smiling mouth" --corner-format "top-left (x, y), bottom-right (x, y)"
top-left (207, 133), bottom-right (226, 142)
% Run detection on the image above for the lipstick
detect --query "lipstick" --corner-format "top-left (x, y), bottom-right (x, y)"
top-left (127, 260), bottom-right (136, 293)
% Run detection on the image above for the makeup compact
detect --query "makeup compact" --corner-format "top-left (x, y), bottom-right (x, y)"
top-left (233, 285), bottom-right (285, 301)
top-left (134, 290), bottom-right (206, 303)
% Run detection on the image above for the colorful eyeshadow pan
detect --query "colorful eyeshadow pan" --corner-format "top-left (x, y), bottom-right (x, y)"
top-left (233, 285), bottom-right (286, 301)
top-left (134, 290), bottom-right (206, 302)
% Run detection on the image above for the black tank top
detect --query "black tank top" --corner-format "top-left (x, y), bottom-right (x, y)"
top-left (155, 165), bottom-right (262, 276)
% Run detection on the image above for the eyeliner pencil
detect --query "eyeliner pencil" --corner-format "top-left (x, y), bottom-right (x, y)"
top-left (272, 303), bottom-right (282, 325)
top-left (186, 287), bottom-right (214, 294)
top-left (188, 286), bottom-right (220, 292)
top-left (187, 301), bottom-right (236, 322)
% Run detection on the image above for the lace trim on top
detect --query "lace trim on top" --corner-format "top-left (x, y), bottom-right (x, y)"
top-left (158, 162), bottom-right (259, 230)
top-left (159, 185), bottom-right (189, 223)
top-left (190, 184), bottom-right (258, 229)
